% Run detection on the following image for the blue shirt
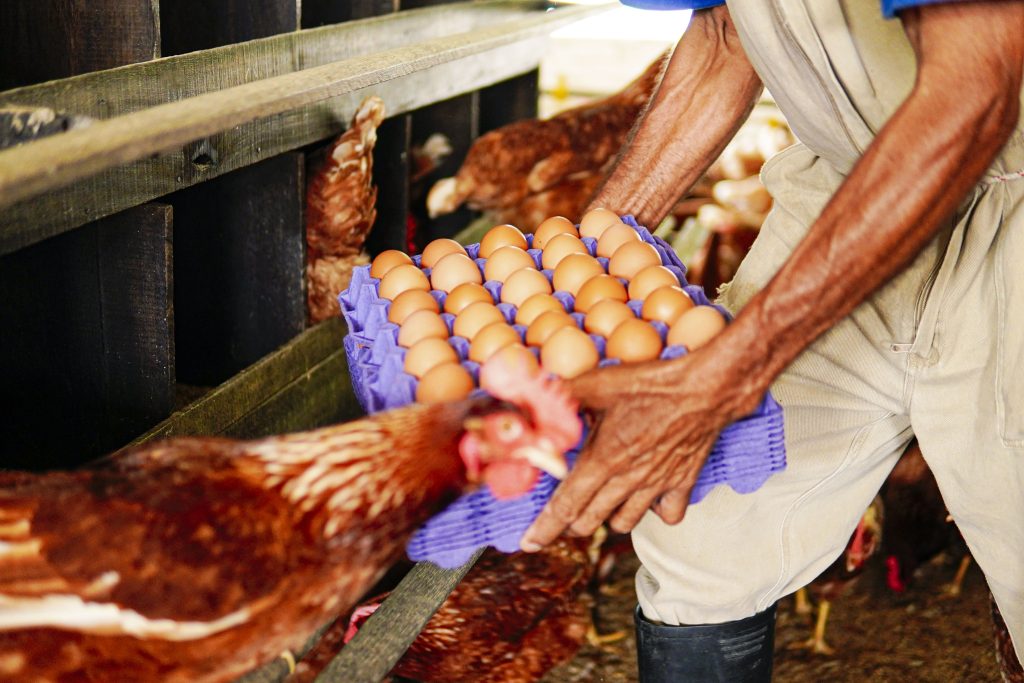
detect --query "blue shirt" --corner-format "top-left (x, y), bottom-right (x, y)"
top-left (621, 0), bottom-right (970, 19)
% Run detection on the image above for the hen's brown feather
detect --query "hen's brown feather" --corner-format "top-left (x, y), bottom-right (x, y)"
top-left (427, 54), bottom-right (667, 228)
top-left (0, 400), bottom-right (480, 682)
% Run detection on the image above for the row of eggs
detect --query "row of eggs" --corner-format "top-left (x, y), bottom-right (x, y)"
top-left (367, 210), bottom-right (727, 403)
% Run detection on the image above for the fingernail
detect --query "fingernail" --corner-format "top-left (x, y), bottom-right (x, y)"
top-left (520, 540), bottom-right (541, 553)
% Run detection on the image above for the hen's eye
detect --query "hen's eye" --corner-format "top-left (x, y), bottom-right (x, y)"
top-left (498, 417), bottom-right (524, 440)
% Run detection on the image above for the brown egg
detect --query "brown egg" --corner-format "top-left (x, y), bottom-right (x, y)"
top-left (606, 318), bottom-right (663, 363)
top-left (526, 310), bottom-right (576, 347)
top-left (608, 241), bottom-right (661, 280)
top-left (541, 326), bottom-right (599, 379)
top-left (628, 265), bottom-right (680, 301)
top-left (483, 246), bottom-right (536, 282)
top-left (533, 216), bottom-right (578, 249)
top-left (641, 286), bottom-right (694, 324)
top-left (453, 301), bottom-right (505, 340)
top-left (552, 253), bottom-right (605, 296)
top-left (444, 282), bottom-right (493, 315)
top-left (370, 249), bottom-right (413, 279)
top-left (500, 267), bottom-right (552, 308)
top-left (541, 233), bottom-right (588, 270)
top-left (584, 299), bottom-right (635, 337)
top-left (404, 337), bottom-right (458, 379)
top-left (421, 238), bottom-right (466, 268)
top-left (579, 208), bottom-right (621, 239)
top-left (469, 322), bottom-right (520, 363)
top-left (416, 362), bottom-right (475, 404)
top-left (667, 306), bottom-right (728, 350)
top-left (430, 252), bottom-right (483, 293)
top-left (595, 222), bottom-right (640, 258)
top-left (485, 343), bottom-right (540, 376)
top-left (388, 289), bottom-right (440, 324)
top-left (479, 224), bottom-right (528, 258)
top-left (397, 309), bottom-right (449, 348)
top-left (515, 293), bottom-right (565, 326)
top-left (379, 263), bottom-right (430, 300)
top-left (574, 274), bottom-right (628, 313)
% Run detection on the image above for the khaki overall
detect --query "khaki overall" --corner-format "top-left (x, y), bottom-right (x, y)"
top-left (631, 0), bottom-right (1024, 662)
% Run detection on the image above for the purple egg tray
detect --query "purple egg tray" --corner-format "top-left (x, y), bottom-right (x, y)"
top-left (339, 215), bottom-right (786, 568)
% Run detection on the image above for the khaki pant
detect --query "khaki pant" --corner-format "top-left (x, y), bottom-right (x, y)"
top-left (633, 141), bottom-right (1024, 661)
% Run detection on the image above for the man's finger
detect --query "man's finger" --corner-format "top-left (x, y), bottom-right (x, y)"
top-left (610, 487), bottom-right (661, 533)
top-left (652, 488), bottom-right (689, 525)
top-left (568, 477), bottom-right (636, 537)
top-left (519, 458), bottom-right (610, 552)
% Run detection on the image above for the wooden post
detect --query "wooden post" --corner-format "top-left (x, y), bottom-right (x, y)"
top-left (169, 153), bottom-right (306, 385)
top-left (0, 206), bottom-right (174, 469)
top-left (0, 0), bottom-right (171, 469)
top-left (0, 0), bottom-right (161, 90)
top-left (161, 0), bottom-right (307, 385)
top-left (302, 0), bottom-right (396, 27)
top-left (479, 69), bottom-right (540, 134)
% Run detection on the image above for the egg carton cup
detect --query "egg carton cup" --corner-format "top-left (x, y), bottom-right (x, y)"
top-left (339, 215), bottom-right (786, 568)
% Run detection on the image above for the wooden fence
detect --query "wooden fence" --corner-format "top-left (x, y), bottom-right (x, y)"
top-left (0, 1), bottom-right (610, 680)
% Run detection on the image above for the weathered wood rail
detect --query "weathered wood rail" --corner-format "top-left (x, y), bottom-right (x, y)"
top-left (0, 1), bottom-right (612, 681)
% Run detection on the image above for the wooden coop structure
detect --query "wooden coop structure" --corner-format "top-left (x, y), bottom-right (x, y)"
top-left (0, 1), bottom-right (607, 680)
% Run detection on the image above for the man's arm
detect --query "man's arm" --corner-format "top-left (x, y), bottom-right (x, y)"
top-left (521, 0), bottom-right (1023, 550)
top-left (590, 5), bottom-right (763, 227)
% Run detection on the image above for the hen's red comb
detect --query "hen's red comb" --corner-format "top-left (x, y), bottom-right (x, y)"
top-left (479, 354), bottom-right (582, 454)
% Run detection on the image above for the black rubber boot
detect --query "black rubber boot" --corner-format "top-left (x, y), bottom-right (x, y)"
top-left (635, 604), bottom-right (777, 682)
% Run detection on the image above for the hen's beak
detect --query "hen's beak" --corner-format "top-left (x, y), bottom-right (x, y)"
top-left (512, 444), bottom-right (568, 480)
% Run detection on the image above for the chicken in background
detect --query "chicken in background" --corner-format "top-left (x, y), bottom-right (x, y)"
top-left (666, 100), bottom-right (794, 293)
top-left (0, 358), bottom-right (578, 682)
top-left (306, 96), bottom-right (386, 324)
top-left (426, 53), bottom-right (669, 230)
top-left (790, 497), bottom-right (884, 656)
top-left (881, 441), bottom-right (972, 599)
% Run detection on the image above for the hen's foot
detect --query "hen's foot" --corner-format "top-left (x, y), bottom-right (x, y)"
top-left (787, 636), bottom-right (836, 657)
top-left (793, 587), bottom-right (813, 617)
top-left (940, 555), bottom-right (972, 599)
top-left (586, 624), bottom-right (627, 650)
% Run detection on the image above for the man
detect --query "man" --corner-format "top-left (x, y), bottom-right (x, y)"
top-left (519, 1), bottom-right (1024, 680)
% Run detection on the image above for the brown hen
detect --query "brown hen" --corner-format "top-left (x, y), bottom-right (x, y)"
top-left (296, 538), bottom-right (595, 683)
top-left (306, 96), bottom-right (385, 323)
top-left (426, 54), bottom-right (667, 230)
top-left (0, 362), bottom-right (579, 682)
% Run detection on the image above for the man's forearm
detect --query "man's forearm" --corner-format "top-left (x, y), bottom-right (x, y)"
top-left (715, 1), bottom-right (1024, 403)
top-left (589, 6), bottom-right (762, 227)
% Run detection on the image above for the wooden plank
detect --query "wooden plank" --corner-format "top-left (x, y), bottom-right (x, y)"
top-left (0, 3), bottom-right (611, 255)
top-left (161, 0), bottom-right (297, 56)
top-left (301, 0), bottom-right (396, 27)
top-left (479, 68), bottom-right (539, 134)
top-left (170, 152), bottom-right (306, 386)
top-left (314, 551), bottom-right (483, 682)
top-left (159, 3), bottom-right (309, 386)
top-left (130, 317), bottom-right (359, 443)
top-left (0, 204), bottom-right (174, 469)
top-left (0, 0), bottom-right (160, 90)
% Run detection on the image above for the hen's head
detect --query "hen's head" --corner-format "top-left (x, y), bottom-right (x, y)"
top-left (845, 498), bottom-right (883, 573)
top-left (458, 354), bottom-right (581, 500)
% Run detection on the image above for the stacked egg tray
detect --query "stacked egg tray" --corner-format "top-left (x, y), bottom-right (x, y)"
top-left (339, 216), bottom-right (785, 569)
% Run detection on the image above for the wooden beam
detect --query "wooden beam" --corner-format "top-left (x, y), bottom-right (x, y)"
top-left (314, 551), bottom-right (483, 683)
top-left (130, 317), bottom-right (359, 444)
top-left (0, 2), bottom-right (611, 256)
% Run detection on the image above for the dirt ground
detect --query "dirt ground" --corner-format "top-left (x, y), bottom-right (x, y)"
top-left (542, 550), bottom-right (1001, 682)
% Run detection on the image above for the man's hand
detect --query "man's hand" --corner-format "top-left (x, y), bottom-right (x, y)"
top-left (520, 344), bottom-right (764, 551)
